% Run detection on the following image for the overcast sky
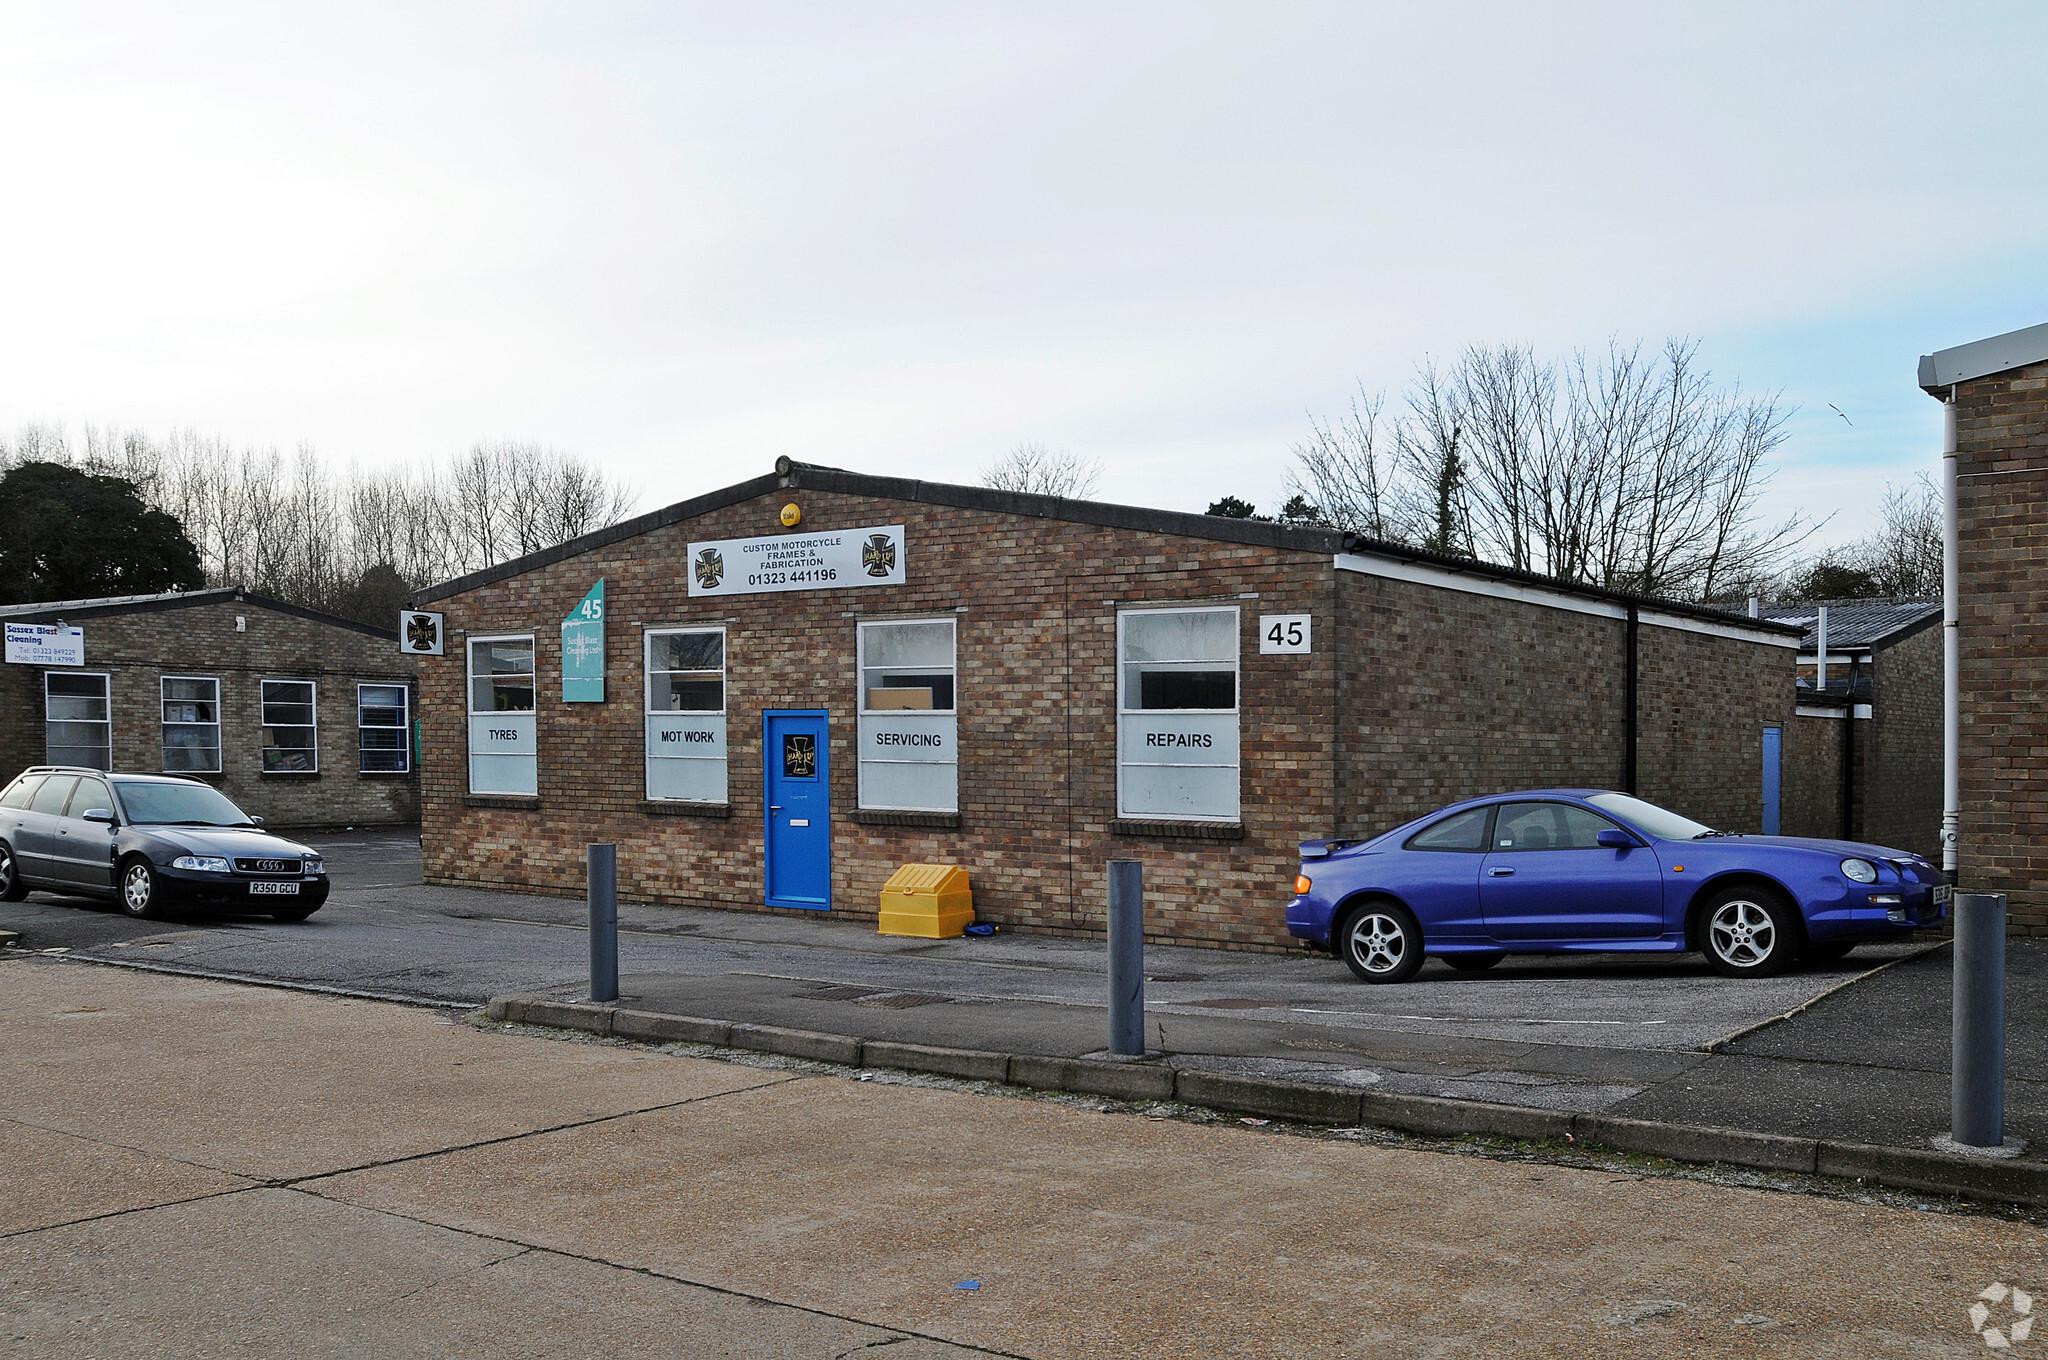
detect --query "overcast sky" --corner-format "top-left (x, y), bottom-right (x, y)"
top-left (4, 3), bottom-right (2043, 549)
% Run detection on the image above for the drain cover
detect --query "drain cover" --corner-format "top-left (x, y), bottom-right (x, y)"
top-left (804, 984), bottom-right (882, 1001)
top-left (857, 992), bottom-right (951, 1009)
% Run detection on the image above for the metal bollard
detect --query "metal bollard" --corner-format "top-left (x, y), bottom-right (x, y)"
top-left (1952, 892), bottom-right (2007, 1147)
top-left (1108, 860), bottom-right (1145, 1056)
top-left (589, 843), bottom-right (618, 1004)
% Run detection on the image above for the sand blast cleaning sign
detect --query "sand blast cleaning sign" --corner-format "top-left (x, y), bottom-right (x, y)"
top-left (4, 623), bottom-right (85, 667)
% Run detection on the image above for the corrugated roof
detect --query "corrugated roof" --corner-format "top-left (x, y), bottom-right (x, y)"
top-left (412, 458), bottom-right (1801, 638)
top-left (1758, 597), bottom-right (1940, 651)
top-left (0, 586), bottom-right (396, 640)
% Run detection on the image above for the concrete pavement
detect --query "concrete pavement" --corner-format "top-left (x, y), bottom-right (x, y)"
top-left (6, 957), bottom-right (2046, 1357)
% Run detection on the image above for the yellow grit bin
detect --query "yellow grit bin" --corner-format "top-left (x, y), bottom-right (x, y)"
top-left (878, 863), bottom-right (974, 938)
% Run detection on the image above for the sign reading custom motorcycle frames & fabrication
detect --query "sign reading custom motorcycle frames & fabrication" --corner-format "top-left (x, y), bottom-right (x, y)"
top-left (687, 525), bottom-right (906, 597)
top-left (4, 623), bottom-right (85, 667)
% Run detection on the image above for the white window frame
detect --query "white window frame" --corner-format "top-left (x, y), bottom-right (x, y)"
top-left (467, 633), bottom-right (537, 796)
top-left (1115, 605), bottom-right (1240, 822)
top-left (357, 682), bottom-right (411, 775)
top-left (644, 625), bottom-right (728, 803)
top-left (44, 671), bottom-right (111, 771)
top-left (260, 678), bottom-right (320, 773)
top-left (160, 675), bottom-right (223, 775)
top-left (856, 616), bottom-right (959, 813)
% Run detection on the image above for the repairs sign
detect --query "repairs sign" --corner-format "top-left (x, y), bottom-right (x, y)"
top-left (4, 623), bottom-right (84, 667)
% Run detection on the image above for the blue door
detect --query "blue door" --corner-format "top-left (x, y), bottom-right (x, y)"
top-left (1479, 800), bottom-right (1664, 940)
top-left (765, 710), bottom-right (830, 910)
top-left (1761, 725), bottom-right (1783, 835)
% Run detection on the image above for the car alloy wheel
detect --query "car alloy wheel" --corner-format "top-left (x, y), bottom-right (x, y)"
top-left (1340, 903), bottom-right (1424, 984)
top-left (0, 843), bottom-right (25, 902)
top-left (120, 860), bottom-right (160, 920)
top-left (1702, 890), bottom-right (1795, 978)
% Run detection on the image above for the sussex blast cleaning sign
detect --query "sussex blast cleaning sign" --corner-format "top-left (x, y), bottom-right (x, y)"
top-left (4, 623), bottom-right (85, 667)
top-left (686, 525), bottom-right (906, 597)
top-left (561, 579), bottom-right (605, 703)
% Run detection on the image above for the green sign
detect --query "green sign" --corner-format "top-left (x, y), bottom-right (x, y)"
top-left (562, 579), bottom-right (605, 703)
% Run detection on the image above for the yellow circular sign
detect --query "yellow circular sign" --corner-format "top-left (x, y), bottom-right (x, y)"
top-left (780, 502), bottom-right (802, 527)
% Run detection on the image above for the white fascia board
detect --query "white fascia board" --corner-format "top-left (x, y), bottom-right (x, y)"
top-left (1919, 320), bottom-right (2048, 391)
top-left (1796, 705), bottom-right (1847, 719)
top-left (1334, 553), bottom-right (1800, 647)
top-left (1796, 653), bottom-right (1859, 666)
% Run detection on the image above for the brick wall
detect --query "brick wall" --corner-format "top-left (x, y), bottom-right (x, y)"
top-left (1635, 624), bottom-right (1792, 833)
top-left (1783, 712), bottom-right (1845, 840)
top-left (1864, 624), bottom-right (1942, 859)
top-left (1955, 358), bottom-right (2048, 932)
top-left (1, 599), bottom-right (418, 829)
top-left (420, 483), bottom-right (1804, 951)
top-left (422, 490), bottom-right (1337, 951)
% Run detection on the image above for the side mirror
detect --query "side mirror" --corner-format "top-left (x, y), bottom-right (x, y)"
top-left (249, 816), bottom-right (266, 827)
top-left (81, 808), bottom-right (116, 825)
top-left (1596, 828), bottom-right (1636, 850)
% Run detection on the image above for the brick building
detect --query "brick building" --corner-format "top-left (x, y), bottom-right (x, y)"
top-left (0, 589), bottom-right (418, 829)
top-left (1763, 598), bottom-right (1941, 857)
top-left (408, 459), bottom-right (1802, 951)
top-left (1922, 320), bottom-right (2048, 931)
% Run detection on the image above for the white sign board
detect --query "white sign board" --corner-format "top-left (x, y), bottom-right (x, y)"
top-left (686, 525), bottom-right (906, 597)
top-left (399, 610), bottom-right (445, 656)
top-left (4, 623), bottom-right (85, 667)
top-left (1258, 614), bottom-right (1311, 654)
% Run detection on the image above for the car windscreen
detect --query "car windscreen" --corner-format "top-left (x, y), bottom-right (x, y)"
top-left (115, 781), bottom-right (254, 827)
top-left (1586, 793), bottom-right (1712, 841)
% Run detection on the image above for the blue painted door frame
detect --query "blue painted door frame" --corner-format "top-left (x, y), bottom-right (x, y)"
top-left (764, 709), bottom-right (831, 910)
top-left (1761, 725), bottom-right (1783, 836)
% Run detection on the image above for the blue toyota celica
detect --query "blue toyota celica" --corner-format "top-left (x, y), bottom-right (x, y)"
top-left (1286, 790), bottom-right (1947, 983)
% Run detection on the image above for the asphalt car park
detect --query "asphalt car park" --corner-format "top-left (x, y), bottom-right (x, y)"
top-left (1, 828), bottom-right (1925, 1049)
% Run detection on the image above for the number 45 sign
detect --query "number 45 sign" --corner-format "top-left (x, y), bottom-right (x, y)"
top-left (1259, 614), bottom-right (1311, 654)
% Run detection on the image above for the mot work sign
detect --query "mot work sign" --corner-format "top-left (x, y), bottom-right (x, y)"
top-left (4, 623), bottom-right (85, 667)
top-left (562, 579), bottom-right (605, 703)
top-left (686, 525), bottom-right (906, 597)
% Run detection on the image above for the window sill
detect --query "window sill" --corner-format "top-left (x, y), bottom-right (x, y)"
top-left (640, 800), bottom-right (732, 819)
top-left (1112, 818), bottom-right (1245, 842)
top-left (853, 809), bottom-right (961, 830)
top-left (357, 769), bottom-right (415, 778)
top-left (260, 769), bottom-right (321, 779)
top-left (464, 794), bottom-right (540, 810)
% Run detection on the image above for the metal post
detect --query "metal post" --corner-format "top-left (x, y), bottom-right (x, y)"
top-left (1107, 860), bottom-right (1145, 1056)
top-left (1815, 606), bottom-right (1829, 693)
top-left (1952, 892), bottom-right (2007, 1148)
top-left (1941, 394), bottom-right (1961, 881)
top-left (589, 843), bottom-right (618, 1003)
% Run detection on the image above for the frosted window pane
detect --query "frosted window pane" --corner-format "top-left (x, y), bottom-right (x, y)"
top-left (858, 759), bottom-right (958, 812)
top-left (862, 620), bottom-right (953, 668)
top-left (1121, 610), bottom-right (1236, 663)
top-left (1120, 763), bottom-right (1239, 820)
top-left (647, 758), bottom-right (728, 802)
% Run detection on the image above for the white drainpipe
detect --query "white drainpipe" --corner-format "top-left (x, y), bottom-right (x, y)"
top-left (1816, 606), bottom-right (1829, 692)
top-left (1942, 392), bottom-right (1961, 882)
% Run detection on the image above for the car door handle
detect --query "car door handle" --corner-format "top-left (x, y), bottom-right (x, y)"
top-left (1488, 867), bottom-right (1515, 877)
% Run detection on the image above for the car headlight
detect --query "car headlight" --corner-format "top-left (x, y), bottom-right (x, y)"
top-left (172, 856), bottom-right (232, 873)
top-left (303, 858), bottom-right (324, 874)
top-left (1841, 858), bottom-right (1879, 884)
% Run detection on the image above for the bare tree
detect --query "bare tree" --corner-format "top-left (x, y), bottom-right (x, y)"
top-left (1289, 338), bottom-right (1807, 603)
top-left (1285, 385), bottom-right (1411, 542)
top-left (979, 442), bottom-right (1103, 499)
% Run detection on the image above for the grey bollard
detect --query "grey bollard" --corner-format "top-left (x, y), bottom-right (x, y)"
top-left (589, 843), bottom-right (618, 1004)
top-left (1108, 860), bottom-right (1145, 1056)
top-left (1952, 892), bottom-right (2007, 1148)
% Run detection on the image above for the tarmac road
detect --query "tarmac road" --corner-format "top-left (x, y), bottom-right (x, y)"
top-left (2, 959), bottom-right (2039, 1359)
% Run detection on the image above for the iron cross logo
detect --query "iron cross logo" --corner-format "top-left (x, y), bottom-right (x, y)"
top-left (694, 548), bottom-right (725, 589)
top-left (405, 613), bottom-right (439, 652)
top-left (861, 533), bottom-right (896, 578)
top-left (783, 733), bottom-right (816, 778)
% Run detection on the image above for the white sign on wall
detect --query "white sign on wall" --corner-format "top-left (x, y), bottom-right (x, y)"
top-left (4, 623), bottom-right (85, 667)
top-left (399, 610), bottom-right (445, 656)
top-left (1258, 614), bottom-right (1312, 654)
top-left (686, 525), bottom-right (906, 597)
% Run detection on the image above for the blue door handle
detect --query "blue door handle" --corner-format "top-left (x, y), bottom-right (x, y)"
top-left (1489, 867), bottom-right (1515, 877)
